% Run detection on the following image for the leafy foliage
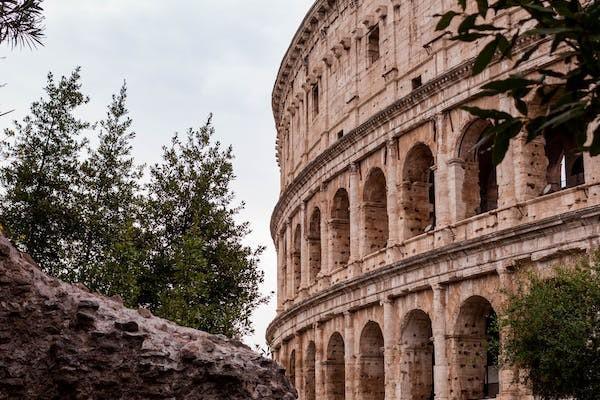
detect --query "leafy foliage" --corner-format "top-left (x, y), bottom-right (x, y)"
top-left (0, 0), bottom-right (44, 48)
top-left (501, 253), bottom-right (600, 400)
top-left (0, 70), bottom-right (267, 337)
top-left (139, 119), bottom-right (267, 337)
top-left (437, 0), bottom-right (600, 164)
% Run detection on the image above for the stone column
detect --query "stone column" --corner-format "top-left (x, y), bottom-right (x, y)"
top-left (296, 334), bottom-right (304, 394)
top-left (315, 323), bottom-right (325, 398)
top-left (383, 298), bottom-right (397, 399)
top-left (300, 202), bottom-right (310, 299)
top-left (344, 311), bottom-right (356, 400)
top-left (497, 96), bottom-right (518, 209)
top-left (320, 185), bottom-right (331, 280)
top-left (286, 220), bottom-right (294, 303)
top-left (498, 266), bottom-right (519, 400)
top-left (349, 163), bottom-right (363, 267)
top-left (446, 158), bottom-right (465, 224)
top-left (386, 139), bottom-right (400, 247)
top-left (434, 113), bottom-right (452, 228)
top-left (276, 232), bottom-right (285, 312)
top-left (432, 284), bottom-right (449, 400)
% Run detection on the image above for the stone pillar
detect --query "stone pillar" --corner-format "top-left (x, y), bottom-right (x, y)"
top-left (276, 232), bottom-right (285, 312)
top-left (286, 221), bottom-right (294, 303)
top-left (498, 266), bottom-right (519, 400)
top-left (497, 96), bottom-right (517, 208)
top-left (513, 134), bottom-right (548, 202)
top-left (320, 186), bottom-right (331, 280)
top-left (386, 139), bottom-right (400, 248)
top-left (383, 298), bottom-right (397, 399)
top-left (432, 284), bottom-right (449, 400)
top-left (349, 163), bottom-right (363, 266)
top-left (344, 311), bottom-right (356, 400)
top-left (315, 323), bottom-right (325, 398)
top-left (447, 158), bottom-right (465, 223)
top-left (434, 113), bottom-right (452, 228)
top-left (296, 334), bottom-right (304, 394)
top-left (300, 203), bottom-right (310, 298)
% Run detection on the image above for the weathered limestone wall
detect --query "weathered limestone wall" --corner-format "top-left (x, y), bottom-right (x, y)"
top-left (269, 0), bottom-right (600, 399)
top-left (0, 237), bottom-right (296, 400)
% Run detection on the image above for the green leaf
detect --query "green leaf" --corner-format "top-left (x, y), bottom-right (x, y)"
top-left (436, 11), bottom-right (459, 31)
top-left (462, 106), bottom-right (514, 120)
top-left (476, 0), bottom-right (489, 17)
top-left (492, 120), bottom-right (523, 165)
top-left (481, 77), bottom-right (536, 93)
top-left (473, 37), bottom-right (499, 75)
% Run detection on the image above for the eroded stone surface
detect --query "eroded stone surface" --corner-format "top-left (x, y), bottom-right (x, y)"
top-left (0, 237), bottom-right (296, 400)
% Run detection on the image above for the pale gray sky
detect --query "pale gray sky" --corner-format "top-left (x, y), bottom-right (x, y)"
top-left (0, 0), bottom-right (314, 348)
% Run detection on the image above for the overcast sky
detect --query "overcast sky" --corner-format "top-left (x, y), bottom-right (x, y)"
top-left (0, 0), bottom-right (314, 348)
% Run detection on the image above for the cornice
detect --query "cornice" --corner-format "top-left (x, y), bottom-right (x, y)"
top-left (266, 204), bottom-right (600, 342)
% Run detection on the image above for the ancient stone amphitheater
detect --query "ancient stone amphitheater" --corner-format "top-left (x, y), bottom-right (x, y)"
top-left (266, 1), bottom-right (600, 400)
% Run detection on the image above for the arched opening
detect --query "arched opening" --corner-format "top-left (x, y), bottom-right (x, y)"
top-left (293, 225), bottom-right (302, 296)
top-left (363, 168), bottom-right (389, 254)
top-left (331, 189), bottom-right (351, 270)
top-left (326, 332), bottom-right (346, 400)
top-left (453, 296), bottom-right (500, 399)
top-left (359, 321), bottom-right (385, 400)
top-left (289, 349), bottom-right (297, 389)
top-left (544, 131), bottom-right (585, 193)
top-left (308, 208), bottom-right (322, 284)
top-left (402, 143), bottom-right (436, 238)
top-left (400, 310), bottom-right (434, 400)
top-left (305, 341), bottom-right (316, 400)
top-left (458, 120), bottom-right (498, 219)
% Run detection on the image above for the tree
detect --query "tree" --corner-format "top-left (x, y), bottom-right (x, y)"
top-left (0, 0), bottom-right (44, 48)
top-left (139, 117), bottom-right (267, 337)
top-left (501, 253), bottom-right (600, 400)
top-left (0, 68), bottom-right (89, 278)
top-left (436, 0), bottom-right (600, 164)
top-left (76, 83), bottom-right (145, 306)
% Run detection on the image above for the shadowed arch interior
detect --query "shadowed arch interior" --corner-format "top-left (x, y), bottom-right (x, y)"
top-left (544, 131), bottom-right (585, 193)
top-left (402, 143), bottom-right (436, 238)
top-left (330, 188), bottom-right (351, 269)
top-left (452, 296), bottom-right (499, 400)
top-left (400, 310), bottom-right (434, 400)
top-left (326, 332), bottom-right (346, 400)
top-left (359, 321), bottom-right (385, 400)
top-left (289, 349), bottom-right (296, 388)
top-left (458, 120), bottom-right (498, 218)
top-left (363, 168), bottom-right (389, 254)
top-left (308, 208), bottom-right (322, 284)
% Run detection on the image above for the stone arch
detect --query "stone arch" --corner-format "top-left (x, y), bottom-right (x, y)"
top-left (401, 143), bottom-right (436, 238)
top-left (457, 119), bottom-right (498, 219)
top-left (305, 341), bottom-right (316, 400)
top-left (358, 321), bottom-right (385, 400)
top-left (363, 168), bottom-right (389, 254)
top-left (544, 131), bottom-right (585, 193)
top-left (452, 296), bottom-right (500, 400)
top-left (399, 310), bottom-right (434, 400)
top-left (326, 332), bottom-right (346, 400)
top-left (289, 349), bottom-right (297, 388)
top-left (330, 188), bottom-right (351, 269)
top-left (308, 208), bottom-right (322, 284)
top-left (293, 225), bottom-right (302, 296)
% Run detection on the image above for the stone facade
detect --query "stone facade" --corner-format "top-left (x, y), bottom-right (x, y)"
top-left (0, 236), bottom-right (296, 400)
top-left (268, 1), bottom-right (600, 400)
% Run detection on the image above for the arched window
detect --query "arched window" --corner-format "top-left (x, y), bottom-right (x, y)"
top-left (289, 349), bottom-right (297, 389)
top-left (402, 143), bottom-right (436, 238)
top-left (458, 120), bottom-right (498, 218)
top-left (331, 189), bottom-right (351, 269)
top-left (453, 296), bottom-right (500, 400)
top-left (544, 131), bottom-right (585, 193)
top-left (305, 341), bottom-right (316, 400)
top-left (293, 225), bottom-right (302, 296)
top-left (363, 168), bottom-right (389, 254)
top-left (399, 310), bottom-right (434, 400)
top-left (359, 321), bottom-right (385, 400)
top-left (308, 208), bottom-right (322, 284)
top-left (326, 332), bottom-right (346, 400)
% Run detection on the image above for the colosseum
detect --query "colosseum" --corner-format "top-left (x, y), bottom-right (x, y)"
top-left (266, 1), bottom-right (600, 400)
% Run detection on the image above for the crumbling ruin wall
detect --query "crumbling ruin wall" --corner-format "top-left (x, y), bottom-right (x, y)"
top-left (0, 236), bottom-right (296, 400)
